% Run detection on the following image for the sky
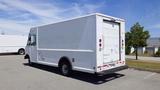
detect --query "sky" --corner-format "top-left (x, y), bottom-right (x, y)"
top-left (0, 0), bottom-right (159, 37)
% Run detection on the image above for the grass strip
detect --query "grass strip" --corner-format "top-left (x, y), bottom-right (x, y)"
top-left (126, 59), bottom-right (160, 73)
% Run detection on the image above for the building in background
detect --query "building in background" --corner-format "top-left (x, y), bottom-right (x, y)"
top-left (145, 37), bottom-right (160, 55)
top-left (147, 38), bottom-right (160, 47)
top-left (130, 37), bottom-right (160, 55)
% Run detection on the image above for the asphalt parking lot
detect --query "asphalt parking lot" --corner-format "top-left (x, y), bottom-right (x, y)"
top-left (0, 55), bottom-right (160, 90)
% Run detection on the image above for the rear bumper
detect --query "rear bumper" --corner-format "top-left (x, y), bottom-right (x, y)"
top-left (95, 65), bottom-right (128, 75)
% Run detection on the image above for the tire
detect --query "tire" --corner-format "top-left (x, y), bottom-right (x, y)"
top-left (28, 58), bottom-right (32, 65)
top-left (26, 55), bottom-right (32, 65)
top-left (59, 62), bottom-right (72, 76)
top-left (18, 49), bottom-right (25, 55)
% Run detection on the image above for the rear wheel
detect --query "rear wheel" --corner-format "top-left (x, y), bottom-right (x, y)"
top-left (18, 49), bottom-right (25, 55)
top-left (59, 62), bottom-right (72, 76)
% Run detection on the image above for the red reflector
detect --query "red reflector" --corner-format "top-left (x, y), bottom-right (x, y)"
top-left (103, 64), bottom-right (108, 67)
top-left (97, 66), bottom-right (101, 68)
top-left (117, 61), bottom-right (119, 64)
top-left (122, 61), bottom-right (125, 64)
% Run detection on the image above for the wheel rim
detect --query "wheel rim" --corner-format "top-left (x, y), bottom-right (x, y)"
top-left (19, 50), bottom-right (24, 54)
top-left (62, 64), bottom-right (69, 75)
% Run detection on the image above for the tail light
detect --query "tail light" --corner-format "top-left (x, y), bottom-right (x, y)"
top-left (122, 40), bottom-right (124, 49)
top-left (99, 44), bottom-right (102, 47)
top-left (99, 39), bottom-right (102, 51)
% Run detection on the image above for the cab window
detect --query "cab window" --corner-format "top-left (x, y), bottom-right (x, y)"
top-left (27, 34), bottom-right (36, 46)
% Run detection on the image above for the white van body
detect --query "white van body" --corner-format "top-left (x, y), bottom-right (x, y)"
top-left (0, 35), bottom-right (27, 54)
top-left (25, 13), bottom-right (125, 74)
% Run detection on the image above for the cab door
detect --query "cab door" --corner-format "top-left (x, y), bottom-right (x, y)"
top-left (102, 20), bottom-right (120, 63)
top-left (30, 34), bottom-right (37, 62)
top-left (26, 33), bottom-right (37, 62)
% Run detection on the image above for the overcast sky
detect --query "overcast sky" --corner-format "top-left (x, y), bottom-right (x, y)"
top-left (0, 0), bottom-right (159, 37)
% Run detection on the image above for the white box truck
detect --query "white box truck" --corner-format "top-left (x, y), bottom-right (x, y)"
top-left (0, 35), bottom-right (27, 55)
top-left (24, 13), bottom-right (126, 76)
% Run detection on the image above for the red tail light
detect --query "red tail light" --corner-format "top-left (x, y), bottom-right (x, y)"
top-left (122, 40), bottom-right (124, 49)
top-left (99, 44), bottom-right (102, 47)
top-left (99, 39), bottom-right (102, 51)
